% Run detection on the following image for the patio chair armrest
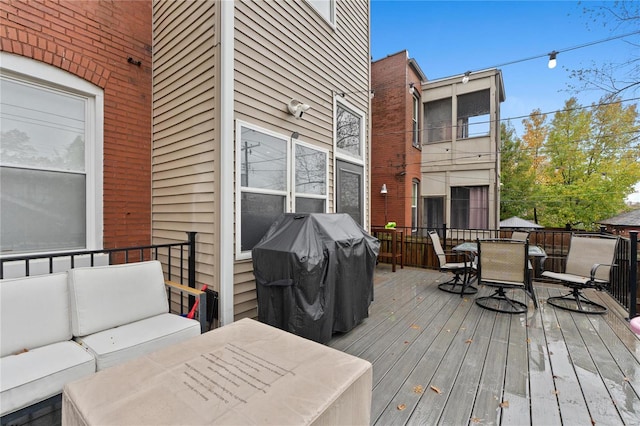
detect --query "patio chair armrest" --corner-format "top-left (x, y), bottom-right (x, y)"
top-left (165, 280), bottom-right (207, 333)
top-left (589, 263), bottom-right (616, 280)
top-left (443, 250), bottom-right (473, 266)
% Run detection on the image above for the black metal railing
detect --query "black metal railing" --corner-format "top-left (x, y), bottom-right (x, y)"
top-left (1, 232), bottom-right (198, 314)
top-left (372, 224), bottom-right (639, 317)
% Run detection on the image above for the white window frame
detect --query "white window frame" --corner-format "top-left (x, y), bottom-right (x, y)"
top-left (235, 121), bottom-right (290, 260)
top-left (306, 0), bottom-right (336, 27)
top-left (412, 93), bottom-right (420, 148)
top-left (412, 180), bottom-right (419, 232)
top-left (292, 138), bottom-right (329, 214)
top-left (334, 97), bottom-right (365, 165)
top-left (235, 122), bottom-right (329, 260)
top-left (333, 96), bottom-right (367, 228)
top-left (0, 52), bottom-right (103, 256)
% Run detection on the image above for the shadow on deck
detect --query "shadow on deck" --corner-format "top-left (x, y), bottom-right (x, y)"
top-left (329, 265), bottom-right (640, 426)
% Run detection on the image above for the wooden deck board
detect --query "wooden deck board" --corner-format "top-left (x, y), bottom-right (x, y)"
top-left (329, 266), bottom-right (640, 426)
top-left (527, 296), bottom-right (563, 426)
top-left (470, 310), bottom-right (510, 425)
top-left (501, 312), bottom-right (531, 425)
top-left (437, 309), bottom-right (497, 425)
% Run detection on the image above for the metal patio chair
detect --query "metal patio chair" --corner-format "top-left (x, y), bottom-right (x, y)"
top-left (428, 231), bottom-right (476, 295)
top-left (541, 234), bottom-right (618, 314)
top-left (510, 231), bottom-right (529, 242)
top-left (475, 239), bottom-right (537, 314)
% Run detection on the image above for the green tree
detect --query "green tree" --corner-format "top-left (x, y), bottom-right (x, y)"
top-left (499, 122), bottom-right (535, 220)
top-left (526, 97), bottom-right (640, 229)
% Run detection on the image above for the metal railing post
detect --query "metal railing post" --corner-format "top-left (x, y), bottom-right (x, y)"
top-left (442, 223), bottom-right (447, 250)
top-left (187, 231), bottom-right (197, 289)
top-left (629, 231), bottom-right (638, 319)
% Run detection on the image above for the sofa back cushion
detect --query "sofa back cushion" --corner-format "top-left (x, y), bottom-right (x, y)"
top-left (1, 272), bottom-right (72, 357)
top-left (69, 261), bottom-right (170, 337)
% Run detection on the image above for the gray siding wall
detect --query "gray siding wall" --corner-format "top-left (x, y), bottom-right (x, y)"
top-left (152, 1), bottom-right (219, 296)
top-left (151, 0), bottom-right (370, 322)
top-left (232, 0), bottom-right (370, 321)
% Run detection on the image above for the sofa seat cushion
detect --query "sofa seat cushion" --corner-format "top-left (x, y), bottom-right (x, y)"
top-left (75, 313), bottom-right (200, 371)
top-left (0, 341), bottom-right (95, 416)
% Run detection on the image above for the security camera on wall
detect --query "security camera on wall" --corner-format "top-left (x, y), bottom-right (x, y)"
top-left (287, 99), bottom-right (311, 119)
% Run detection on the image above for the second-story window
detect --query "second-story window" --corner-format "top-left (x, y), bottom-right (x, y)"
top-left (412, 94), bottom-right (420, 148)
top-left (457, 90), bottom-right (490, 139)
top-left (425, 98), bottom-right (452, 143)
top-left (307, 0), bottom-right (335, 26)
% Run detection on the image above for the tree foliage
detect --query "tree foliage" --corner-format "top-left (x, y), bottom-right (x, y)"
top-left (501, 96), bottom-right (640, 229)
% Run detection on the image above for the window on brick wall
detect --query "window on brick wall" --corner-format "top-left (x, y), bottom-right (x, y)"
top-left (411, 179), bottom-right (419, 232)
top-left (412, 93), bottom-right (420, 148)
top-left (0, 53), bottom-right (103, 255)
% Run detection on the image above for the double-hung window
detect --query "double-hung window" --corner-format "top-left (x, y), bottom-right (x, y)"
top-left (412, 94), bottom-right (420, 148)
top-left (236, 122), bottom-right (328, 258)
top-left (0, 53), bottom-right (103, 255)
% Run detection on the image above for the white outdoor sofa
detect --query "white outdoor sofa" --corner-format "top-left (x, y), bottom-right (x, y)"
top-left (0, 260), bottom-right (203, 421)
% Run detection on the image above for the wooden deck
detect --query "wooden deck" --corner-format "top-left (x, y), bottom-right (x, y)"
top-left (8, 264), bottom-right (639, 426)
top-left (329, 265), bottom-right (640, 426)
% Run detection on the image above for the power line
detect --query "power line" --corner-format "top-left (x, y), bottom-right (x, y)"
top-left (463, 29), bottom-right (640, 73)
top-left (371, 96), bottom-right (640, 139)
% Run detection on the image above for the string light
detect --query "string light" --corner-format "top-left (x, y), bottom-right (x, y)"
top-left (547, 51), bottom-right (558, 69)
top-left (422, 29), bottom-right (640, 79)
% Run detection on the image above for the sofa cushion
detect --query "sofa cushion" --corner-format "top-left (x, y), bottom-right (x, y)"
top-left (69, 261), bottom-right (170, 337)
top-left (1, 273), bottom-right (71, 357)
top-left (0, 341), bottom-right (95, 416)
top-left (75, 313), bottom-right (200, 370)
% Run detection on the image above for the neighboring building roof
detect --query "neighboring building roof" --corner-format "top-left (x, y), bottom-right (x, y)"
top-left (408, 58), bottom-right (427, 83)
top-left (499, 216), bottom-right (543, 229)
top-left (598, 209), bottom-right (640, 226)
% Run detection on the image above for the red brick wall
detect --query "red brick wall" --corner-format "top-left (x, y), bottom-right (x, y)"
top-left (1, 0), bottom-right (152, 248)
top-left (371, 51), bottom-right (423, 228)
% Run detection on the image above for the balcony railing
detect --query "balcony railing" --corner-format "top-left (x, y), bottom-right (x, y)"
top-left (0, 232), bottom-right (207, 318)
top-left (372, 225), bottom-right (639, 318)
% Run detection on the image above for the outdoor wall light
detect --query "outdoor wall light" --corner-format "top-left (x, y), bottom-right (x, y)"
top-left (287, 99), bottom-right (311, 119)
top-left (548, 51), bottom-right (558, 69)
top-left (409, 82), bottom-right (415, 95)
top-left (462, 71), bottom-right (471, 84)
top-left (381, 184), bottom-right (388, 223)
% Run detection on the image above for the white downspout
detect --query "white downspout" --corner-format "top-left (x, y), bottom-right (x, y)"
top-left (219, 0), bottom-right (234, 325)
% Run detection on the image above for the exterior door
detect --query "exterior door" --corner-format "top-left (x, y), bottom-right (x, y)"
top-left (336, 159), bottom-right (363, 225)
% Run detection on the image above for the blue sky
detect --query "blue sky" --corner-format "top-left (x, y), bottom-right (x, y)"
top-left (370, 0), bottom-right (640, 201)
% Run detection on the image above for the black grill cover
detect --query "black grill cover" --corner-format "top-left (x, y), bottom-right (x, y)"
top-left (252, 213), bottom-right (380, 343)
